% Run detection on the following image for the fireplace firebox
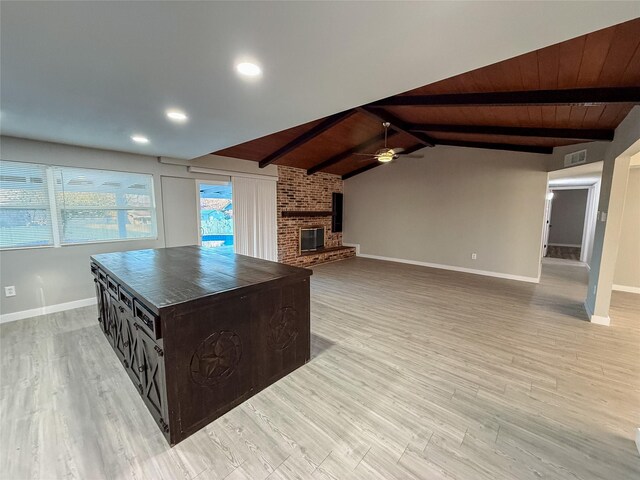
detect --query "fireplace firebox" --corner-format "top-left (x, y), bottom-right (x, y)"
top-left (300, 227), bottom-right (325, 253)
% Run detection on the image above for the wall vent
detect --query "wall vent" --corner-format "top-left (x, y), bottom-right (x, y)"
top-left (564, 149), bottom-right (587, 167)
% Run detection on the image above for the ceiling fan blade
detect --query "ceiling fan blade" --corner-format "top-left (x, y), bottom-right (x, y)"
top-left (352, 152), bottom-right (377, 156)
top-left (397, 154), bottom-right (423, 159)
top-left (391, 147), bottom-right (405, 154)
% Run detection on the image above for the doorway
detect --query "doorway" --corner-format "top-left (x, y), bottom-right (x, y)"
top-left (198, 181), bottom-right (233, 250)
top-left (545, 188), bottom-right (588, 261)
top-left (543, 161), bottom-right (603, 268)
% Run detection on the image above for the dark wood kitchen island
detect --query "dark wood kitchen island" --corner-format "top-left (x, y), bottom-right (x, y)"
top-left (90, 246), bottom-right (311, 445)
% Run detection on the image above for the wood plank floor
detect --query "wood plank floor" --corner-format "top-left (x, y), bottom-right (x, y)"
top-left (1, 257), bottom-right (639, 479)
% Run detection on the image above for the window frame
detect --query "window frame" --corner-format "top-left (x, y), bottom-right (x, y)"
top-left (0, 160), bottom-right (159, 251)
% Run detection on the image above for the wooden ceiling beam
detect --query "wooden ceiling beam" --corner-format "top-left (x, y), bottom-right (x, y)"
top-left (367, 87), bottom-right (640, 107)
top-left (408, 124), bottom-right (614, 141)
top-left (356, 107), bottom-right (435, 147)
top-left (306, 131), bottom-right (398, 175)
top-left (258, 109), bottom-right (355, 168)
top-left (435, 139), bottom-right (553, 154)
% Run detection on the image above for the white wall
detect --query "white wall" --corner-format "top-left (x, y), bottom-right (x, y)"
top-left (614, 167), bottom-right (640, 291)
top-left (548, 189), bottom-right (588, 246)
top-left (343, 145), bottom-right (548, 282)
top-left (0, 136), bottom-right (276, 318)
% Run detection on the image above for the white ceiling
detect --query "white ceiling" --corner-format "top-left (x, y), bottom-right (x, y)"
top-left (1, 2), bottom-right (638, 160)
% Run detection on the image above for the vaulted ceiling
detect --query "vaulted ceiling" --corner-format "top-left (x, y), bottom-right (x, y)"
top-left (215, 18), bottom-right (640, 180)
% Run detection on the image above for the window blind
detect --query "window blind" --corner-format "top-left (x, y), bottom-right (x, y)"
top-left (0, 161), bottom-right (55, 248)
top-left (0, 160), bottom-right (157, 249)
top-left (232, 176), bottom-right (277, 261)
top-left (52, 166), bottom-right (157, 244)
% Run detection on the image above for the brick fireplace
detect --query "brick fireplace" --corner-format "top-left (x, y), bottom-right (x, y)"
top-left (277, 165), bottom-right (355, 267)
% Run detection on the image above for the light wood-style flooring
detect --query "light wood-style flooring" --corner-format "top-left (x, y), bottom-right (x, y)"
top-left (1, 257), bottom-right (639, 479)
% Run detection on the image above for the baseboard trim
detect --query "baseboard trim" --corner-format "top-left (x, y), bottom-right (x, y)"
top-left (0, 297), bottom-right (97, 324)
top-left (548, 243), bottom-right (581, 248)
top-left (612, 284), bottom-right (640, 294)
top-left (342, 242), bottom-right (361, 255)
top-left (357, 252), bottom-right (540, 284)
top-left (583, 300), bottom-right (610, 326)
top-left (590, 315), bottom-right (611, 326)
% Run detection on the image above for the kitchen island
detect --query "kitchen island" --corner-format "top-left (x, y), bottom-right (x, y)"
top-left (90, 246), bottom-right (311, 445)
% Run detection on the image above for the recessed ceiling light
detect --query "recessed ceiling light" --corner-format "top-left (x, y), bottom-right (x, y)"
top-left (166, 109), bottom-right (188, 122)
top-left (236, 62), bottom-right (262, 77)
top-left (131, 135), bottom-right (149, 144)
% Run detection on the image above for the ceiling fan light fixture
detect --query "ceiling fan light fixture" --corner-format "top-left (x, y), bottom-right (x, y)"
top-left (376, 149), bottom-right (395, 163)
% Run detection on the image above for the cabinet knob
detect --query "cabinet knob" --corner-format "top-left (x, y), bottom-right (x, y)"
top-left (154, 345), bottom-right (164, 357)
top-left (133, 322), bottom-right (140, 330)
top-left (119, 306), bottom-right (125, 313)
top-left (138, 365), bottom-right (146, 372)
top-left (123, 341), bottom-right (130, 348)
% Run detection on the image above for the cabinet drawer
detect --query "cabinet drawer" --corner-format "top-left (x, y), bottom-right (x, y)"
top-left (106, 276), bottom-right (119, 299)
top-left (134, 300), bottom-right (161, 340)
top-left (118, 286), bottom-right (134, 313)
top-left (91, 263), bottom-right (107, 286)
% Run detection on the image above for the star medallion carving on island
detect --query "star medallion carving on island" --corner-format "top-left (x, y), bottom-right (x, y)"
top-left (268, 306), bottom-right (298, 350)
top-left (190, 331), bottom-right (242, 386)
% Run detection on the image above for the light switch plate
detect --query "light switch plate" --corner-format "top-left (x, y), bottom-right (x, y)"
top-left (4, 286), bottom-right (16, 297)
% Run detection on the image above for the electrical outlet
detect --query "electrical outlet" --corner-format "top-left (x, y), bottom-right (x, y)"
top-left (4, 286), bottom-right (16, 297)
top-left (471, 253), bottom-right (477, 260)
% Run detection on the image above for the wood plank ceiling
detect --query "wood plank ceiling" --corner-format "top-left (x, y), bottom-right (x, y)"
top-left (214, 18), bottom-right (640, 179)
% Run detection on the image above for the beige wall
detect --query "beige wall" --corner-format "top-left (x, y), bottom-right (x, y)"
top-left (585, 107), bottom-right (640, 320)
top-left (343, 145), bottom-right (548, 281)
top-left (548, 189), bottom-right (588, 246)
top-left (0, 136), bottom-right (275, 317)
top-left (614, 167), bottom-right (640, 289)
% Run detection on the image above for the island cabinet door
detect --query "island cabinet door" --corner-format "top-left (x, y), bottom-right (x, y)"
top-left (122, 316), bottom-right (142, 384)
top-left (104, 296), bottom-right (118, 350)
top-left (137, 329), bottom-right (169, 435)
top-left (118, 288), bottom-right (142, 385)
top-left (109, 302), bottom-right (128, 364)
top-left (91, 264), bottom-right (108, 334)
top-left (252, 278), bottom-right (311, 385)
top-left (93, 278), bottom-right (106, 333)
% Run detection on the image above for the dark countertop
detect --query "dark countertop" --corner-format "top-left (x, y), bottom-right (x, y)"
top-left (91, 246), bottom-right (312, 311)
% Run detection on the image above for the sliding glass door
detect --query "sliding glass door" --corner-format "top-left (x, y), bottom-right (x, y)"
top-left (199, 182), bottom-right (233, 250)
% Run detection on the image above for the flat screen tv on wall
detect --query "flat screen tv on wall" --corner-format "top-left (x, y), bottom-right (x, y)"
top-left (332, 192), bottom-right (343, 233)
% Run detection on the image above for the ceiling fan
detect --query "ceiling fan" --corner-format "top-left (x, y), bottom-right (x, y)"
top-left (354, 122), bottom-right (423, 163)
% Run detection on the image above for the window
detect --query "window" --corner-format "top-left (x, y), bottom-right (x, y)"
top-left (0, 161), bottom-right (55, 248)
top-left (0, 160), bottom-right (157, 249)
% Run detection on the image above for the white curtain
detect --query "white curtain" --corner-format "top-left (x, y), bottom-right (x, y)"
top-left (232, 176), bottom-right (278, 261)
